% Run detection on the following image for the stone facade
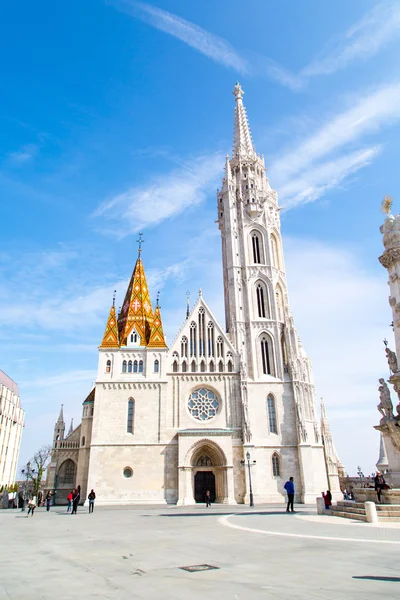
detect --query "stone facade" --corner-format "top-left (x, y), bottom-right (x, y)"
top-left (0, 370), bottom-right (24, 487)
top-left (47, 84), bottom-right (331, 505)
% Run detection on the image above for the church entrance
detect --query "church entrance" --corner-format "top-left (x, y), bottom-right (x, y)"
top-left (194, 471), bottom-right (216, 503)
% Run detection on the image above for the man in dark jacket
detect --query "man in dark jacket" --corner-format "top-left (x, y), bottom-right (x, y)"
top-left (374, 471), bottom-right (386, 503)
top-left (88, 489), bottom-right (96, 513)
top-left (284, 477), bottom-right (295, 513)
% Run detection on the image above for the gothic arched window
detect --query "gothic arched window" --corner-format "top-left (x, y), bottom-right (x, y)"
top-left (209, 361), bottom-right (215, 372)
top-left (272, 452), bottom-right (280, 476)
top-left (267, 394), bottom-right (278, 433)
top-left (227, 360), bottom-right (233, 372)
top-left (133, 360), bottom-right (138, 373)
top-left (62, 460), bottom-right (76, 485)
top-left (106, 359), bottom-right (111, 373)
top-left (198, 308), bottom-right (206, 356)
top-left (216, 336), bottom-right (224, 358)
top-left (261, 335), bottom-right (274, 376)
top-left (207, 322), bottom-right (215, 357)
top-left (173, 360), bottom-right (178, 373)
top-left (127, 398), bottom-right (134, 434)
top-left (251, 231), bottom-right (263, 264)
top-left (138, 360), bottom-right (143, 373)
top-left (190, 322), bottom-right (197, 357)
top-left (256, 282), bottom-right (268, 318)
top-left (181, 336), bottom-right (188, 358)
top-left (122, 360), bottom-right (127, 373)
top-left (200, 360), bottom-right (206, 373)
top-left (271, 234), bottom-right (281, 270)
top-left (154, 359), bottom-right (159, 373)
top-left (182, 361), bottom-right (187, 373)
top-left (219, 360), bottom-right (224, 373)
top-left (128, 360), bottom-right (133, 373)
top-left (191, 360), bottom-right (196, 372)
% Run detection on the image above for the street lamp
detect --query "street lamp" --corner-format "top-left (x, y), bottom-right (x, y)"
top-left (241, 451), bottom-right (256, 507)
top-left (20, 461), bottom-right (35, 512)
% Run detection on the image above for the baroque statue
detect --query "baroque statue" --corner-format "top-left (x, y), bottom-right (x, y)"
top-left (377, 378), bottom-right (394, 423)
top-left (385, 347), bottom-right (398, 373)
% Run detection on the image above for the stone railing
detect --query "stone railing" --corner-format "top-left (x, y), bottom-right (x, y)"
top-left (354, 488), bottom-right (400, 505)
top-left (54, 441), bottom-right (79, 449)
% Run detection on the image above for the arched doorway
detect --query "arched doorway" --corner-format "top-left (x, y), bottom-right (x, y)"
top-left (189, 441), bottom-right (227, 503)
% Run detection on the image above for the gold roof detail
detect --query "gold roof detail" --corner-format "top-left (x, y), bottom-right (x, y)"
top-left (100, 305), bottom-right (119, 348)
top-left (118, 256), bottom-right (154, 346)
top-left (147, 305), bottom-right (168, 348)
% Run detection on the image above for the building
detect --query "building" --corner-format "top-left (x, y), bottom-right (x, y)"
top-left (47, 84), bottom-right (331, 505)
top-left (0, 370), bottom-right (24, 487)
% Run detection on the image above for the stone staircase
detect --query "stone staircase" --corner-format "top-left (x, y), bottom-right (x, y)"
top-left (331, 500), bottom-right (400, 522)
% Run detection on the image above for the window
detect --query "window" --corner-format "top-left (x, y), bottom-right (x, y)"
top-left (128, 360), bottom-right (133, 373)
top-left (219, 360), bottom-right (224, 373)
top-left (181, 336), bottom-right (188, 357)
top-left (191, 360), bottom-right (196, 372)
top-left (271, 234), bottom-right (281, 269)
top-left (63, 460), bottom-right (76, 484)
top-left (200, 361), bottom-right (206, 373)
top-left (227, 360), bottom-right (233, 372)
top-left (182, 361), bottom-right (187, 373)
top-left (187, 388), bottom-right (220, 421)
top-left (198, 308), bottom-right (205, 356)
top-left (106, 359), bottom-right (111, 373)
top-left (127, 399), bottom-right (134, 434)
top-left (154, 359), bottom-right (159, 373)
top-left (272, 453), bottom-right (280, 476)
top-left (256, 283), bottom-right (267, 318)
top-left (207, 322), bottom-right (215, 357)
top-left (209, 361), bottom-right (215, 372)
top-left (133, 360), bottom-right (138, 373)
top-left (122, 360), bottom-right (127, 373)
top-left (267, 395), bottom-right (278, 434)
top-left (190, 322), bottom-right (197, 357)
top-left (123, 467), bottom-right (133, 478)
top-left (131, 334), bottom-right (134, 343)
top-left (173, 360), bottom-right (178, 373)
top-left (81, 436), bottom-right (85, 447)
top-left (261, 336), bottom-right (273, 375)
top-left (217, 336), bottom-right (224, 358)
top-left (138, 360), bottom-right (143, 373)
top-left (252, 232), bottom-right (262, 263)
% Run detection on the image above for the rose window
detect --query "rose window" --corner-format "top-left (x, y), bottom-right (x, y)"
top-left (187, 388), bottom-right (219, 421)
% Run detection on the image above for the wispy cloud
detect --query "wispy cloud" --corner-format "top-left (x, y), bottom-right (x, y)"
top-left (269, 82), bottom-right (400, 207)
top-left (110, 0), bottom-right (249, 75)
top-left (7, 143), bottom-right (38, 165)
top-left (94, 153), bottom-right (223, 236)
top-left (303, 1), bottom-right (400, 77)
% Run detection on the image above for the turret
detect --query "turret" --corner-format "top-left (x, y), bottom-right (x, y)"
top-left (53, 404), bottom-right (65, 446)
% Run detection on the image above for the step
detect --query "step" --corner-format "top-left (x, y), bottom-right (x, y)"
top-left (376, 504), bottom-right (400, 512)
top-left (331, 510), bottom-right (367, 522)
top-left (333, 505), bottom-right (366, 515)
top-left (336, 501), bottom-right (365, 509)
top-left (378, 516), bottom-right (400, 522)
top-left (376, 510), bottom-right (400, 517)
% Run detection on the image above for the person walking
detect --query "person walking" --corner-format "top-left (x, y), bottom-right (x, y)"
top-left (323, 489), bottom-right (332, 510)
top-left (71, 488), bottom-right (80, 515)
top-left (205, 489), bottom-right (211, 508)
top-left (27, 495), bottom-right (36, 517)
top-left (284, 477), bottom-right (295, 513)
top-left (374, 471), bottom-right (386, 503)
top-left (88, 489), bottom-right (96, 513)
top-left (67, 490), bottom-right (73, 513)
top-left (45, 491), bottom-right (52, 512)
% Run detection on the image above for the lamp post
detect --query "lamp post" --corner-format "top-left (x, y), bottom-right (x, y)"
top-left (20, 462), bottom-right (35, 512)
top-left (241, 451), bottom-right (256, 507)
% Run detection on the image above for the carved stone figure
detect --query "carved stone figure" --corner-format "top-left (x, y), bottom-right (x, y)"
top-left (378, 378), bottom-right (394, 423)
top-left (386, 347), bottom-right (398, 373)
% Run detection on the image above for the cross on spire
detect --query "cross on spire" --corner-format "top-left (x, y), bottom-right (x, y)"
top-left (156, 291), bottom-right (160, 307)
top-left (112, 290), bottom-right (116, 307)
top-left (186, 290), bottom-right (190, 319)
top-left (137, 232), bottom-right (144, 255)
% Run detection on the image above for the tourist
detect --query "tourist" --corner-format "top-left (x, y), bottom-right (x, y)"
top-left (205, 489), bottom-right (211, 507)
top-left (45, 491), bottom-right (52, 511)
top-left (71, 488), bottom-right (80, 514)
top-left (374, 471), bottom-right (386, 503)
top-left (67, 490), bottom-right (73, 513)
top-left (88, 489), bottom-right (96, 513)
top-left (27, 495), bottom-right (36, 517)
top-left (38, 490), bottom-right (43, 507)
top-left (284, 477), bottom-right (295, 513)
top-left (323, 490), bottom-right (332, 509)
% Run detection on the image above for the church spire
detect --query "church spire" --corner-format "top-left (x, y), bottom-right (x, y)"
top-left (67, 418), bottom-right (74, 436)
top-left (100, 294), bottom-right (119, 348)
top-left (233, 82), bottom-right (256, 160)
top-left (57, 404), bottom-right (64, 423)
top-left (147, 295), bottom-right (167, 348)
top-left (118, 243), bottom-right (154, 346)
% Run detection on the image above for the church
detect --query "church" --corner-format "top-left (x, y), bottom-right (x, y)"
top-left (46, 84), bottom-right (338, 506)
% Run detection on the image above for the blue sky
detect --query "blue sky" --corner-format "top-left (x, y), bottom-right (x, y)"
top-left (2, 0), bottom-right (400, 476)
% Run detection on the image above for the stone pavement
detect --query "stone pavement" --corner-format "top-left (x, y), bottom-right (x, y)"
top-left (1, 503), bottom-right (400, 599)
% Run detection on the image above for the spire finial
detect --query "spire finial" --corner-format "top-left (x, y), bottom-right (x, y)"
top-left (112, 290), bottom-right (116, 307)
top-left (137, 232), bottom-right (144, 255)
top-left (186, 290), bottom-right (190, 319)
top-left (156, 291), bottom-right (160, 307)
top-left (199, 288), bottom-right (203, 298)
top-left (233, 82), bottom-right (244, 100)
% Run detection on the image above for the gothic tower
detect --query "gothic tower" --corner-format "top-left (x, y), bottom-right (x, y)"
top-left (53, 404), bottom-right (65, 445)
top-left (217, 83), bottom-right (328, 502)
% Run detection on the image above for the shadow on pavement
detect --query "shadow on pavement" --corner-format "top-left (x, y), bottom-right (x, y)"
top-left (353, 576), bottom-right (400, 582)
top-left (144, 510), bottom-right (311, 518)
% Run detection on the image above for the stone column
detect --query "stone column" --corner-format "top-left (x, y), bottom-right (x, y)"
top-left (226, 466), bottom-right (236, 504)
top-left (177, 467), bottom-right (194, 505)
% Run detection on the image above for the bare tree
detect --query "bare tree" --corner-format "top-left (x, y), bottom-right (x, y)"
top-left (22, 445), bottom-right (52, 496)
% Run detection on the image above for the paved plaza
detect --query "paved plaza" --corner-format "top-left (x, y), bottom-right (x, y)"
top-left (1, 503), bottom-right (400, 599)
